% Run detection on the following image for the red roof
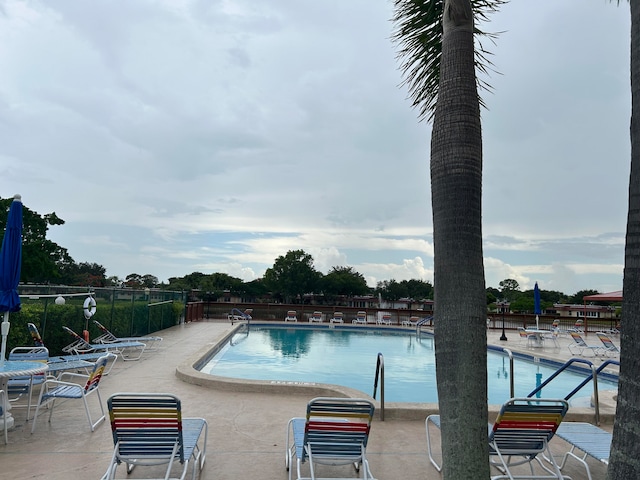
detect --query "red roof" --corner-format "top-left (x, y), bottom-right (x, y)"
top-left (583, 290), bottom-right (623, 302)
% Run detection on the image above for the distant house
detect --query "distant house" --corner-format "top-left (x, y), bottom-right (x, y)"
top-left (548, 303), bottom-right (617, 320)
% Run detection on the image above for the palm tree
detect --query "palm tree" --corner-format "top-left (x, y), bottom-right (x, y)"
top-left (608, 1), bottom-right (640, 478)
top-left (392, 1), bottom-right (503, 477)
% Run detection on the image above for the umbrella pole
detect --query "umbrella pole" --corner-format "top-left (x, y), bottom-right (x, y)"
top-left (0, 311), bottom-right (9, 364)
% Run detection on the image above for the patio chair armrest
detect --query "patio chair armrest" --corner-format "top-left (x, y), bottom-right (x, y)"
top-left (42, 378), bottom-right (83, 389)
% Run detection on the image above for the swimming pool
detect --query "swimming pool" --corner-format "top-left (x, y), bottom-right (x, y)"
top-left (198, 324), bottom-right (618, 404)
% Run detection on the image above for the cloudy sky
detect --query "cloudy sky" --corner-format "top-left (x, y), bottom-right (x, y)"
top-left (0, 0), bottom-right (631, 295)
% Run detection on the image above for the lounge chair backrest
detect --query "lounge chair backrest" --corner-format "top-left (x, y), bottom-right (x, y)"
top-left (28, 323), bottom-right (45, 347)
top-left (303, 397), bottom-right (374, 459)
top-left (570, 331), bottom-right (587, 346)
top-left (108, 393), bottom-right (186, 463)
top-left (85, 355), bottom-right (110, 393)
top-left (596, 332), bottom-right (619, 351)
top-left (333, 312), bottom-right (343, 319)
top-left (489, 398), bottom-right (568, 454)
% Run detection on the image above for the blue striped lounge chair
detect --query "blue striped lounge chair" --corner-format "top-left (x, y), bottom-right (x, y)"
top-left (103, 393), bottom-right (208, 480)
top-left (309, 311), bottom-right (323, 323)
top-left (329, 312), bottom-right (344, 324)
top-left (286, 397), bottom-right (375, 480)
top-left (427, 397), bottom-right (570, 479)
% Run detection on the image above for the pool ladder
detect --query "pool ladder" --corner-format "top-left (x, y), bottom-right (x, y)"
top-left (372, 353), bottom-right (385, 421)
top-left (502, 347), bottom-right (619, 425)
top-left (373, 347), bottom-right (618, 424)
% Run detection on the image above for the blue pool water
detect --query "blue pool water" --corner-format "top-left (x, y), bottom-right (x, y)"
top-left (199, 325), bottom-right (618, 404)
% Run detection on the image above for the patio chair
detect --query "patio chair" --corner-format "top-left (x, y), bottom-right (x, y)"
top-left (102, 392), bottom-right (208, 480)
top-left (62, 326), bottom-right (146, 361)
top-left (426, 397), bottom-right (570, 479)
top-left (569, 319), bottom-right (584, 333)
top-left (7, 346), bottom-right (49, 419)
top-left (309, 311), bottom-right (323, 323)
top-left (568, 332), bottom-right (604, 357)
top-left (285, 397), bottom-right (375, 480)
top-left (285, 311), bottom-right (298, 322)
top-left (329, 312), bottom-right (344, 324)
top-left (377, 313), bottom-right (392, 325)
top-left (595, 332), bottom-right (620, 357)
top-left (31, 353), bottom-right (115, 433)
top-left (518, 327), bottom-right (536, 348)
top-left (352, 311), bottom-right (367, 325)
top-left (92, 320), bottom-right (163, 351)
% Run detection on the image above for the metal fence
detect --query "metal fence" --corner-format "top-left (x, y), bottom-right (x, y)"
top-left (10, 285), bottom-right (186, 355)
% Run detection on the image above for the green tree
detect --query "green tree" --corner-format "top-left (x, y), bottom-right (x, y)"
top-left (498, 278), bottom-right (520, 300)
top-left (321, 266), bottom-right (370, 299)
top-left (393, 1), bottom-right (504, 477)
top-left (608, 1), bottom-right (640, 477)
top-left (572, 289), bottom-right (600, 304)
top-left (263, 250), bottom-right (321, 303)
top-left (376, 279), bottom-right (407, 301)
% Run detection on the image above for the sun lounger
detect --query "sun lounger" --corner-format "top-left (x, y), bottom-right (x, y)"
top-left (427, 397), bottom-right (570, 479)
top-left (329, 312), bottom-right (344, 324)
top-left (286, 397), bottom-right (375, 480)
top-left (285, 311), bottom-right (298, 322)
top-left (62, 326), bottom-right (146, 361)
top-left (92, 320), bottom-right (162, 351)
top-left (352, 311), bottom-right (367, 325)
top-left (377, 313), bottom-right (392, 325)
top-left (308, 311), bottom-right (323, 323)
top-left (102, 392), bottom-right (208, 480)
top-left (595, 332), bottom-right (620, 357)
top-left (551, 422), bottom-right (611, 480)
top-left (568, 332), bottom-right (604, 357)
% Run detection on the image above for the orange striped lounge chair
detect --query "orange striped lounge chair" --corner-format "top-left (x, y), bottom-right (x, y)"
top-left (308, 311), bottom-right (323, 323)
top-left (286, 397), bottom-right (375, 480)
top-left (329, 312), bottom-right (344, 324)
top-left (103, 393), bottom-right (208, 480)
top-left (427, 397), bottom-right (570, 479)
top-left (352, 311), bottom-right (367, 325)
top-left (285, 311), bottom-right (298, 322)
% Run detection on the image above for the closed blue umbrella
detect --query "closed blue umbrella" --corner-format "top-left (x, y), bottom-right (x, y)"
top-left (534, 282), bottom-right (541, 329)
top-left (0, 194), bottom-right (23, 364)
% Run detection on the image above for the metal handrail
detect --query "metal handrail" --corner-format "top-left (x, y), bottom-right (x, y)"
top-left (372, 352), bottom-right (385, 421)
top-left (526, 357), bottom-right (619, 425)
top-left (502, 348), bottom-right (515, 398)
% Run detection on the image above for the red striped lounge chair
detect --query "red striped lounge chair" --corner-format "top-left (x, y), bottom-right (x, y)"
top-left (103, 393), bottom-right (208, 480)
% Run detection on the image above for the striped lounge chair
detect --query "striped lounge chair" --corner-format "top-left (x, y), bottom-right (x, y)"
top-left (103, 393), bottom-right (208, 480)
top-left (427, 397), bottom-right (570, 479)
top-left (286, 397), bottom-right (375, 480)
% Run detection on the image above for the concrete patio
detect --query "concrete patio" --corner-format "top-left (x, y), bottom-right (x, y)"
top-left (0, 320), bottom-right (615, 479)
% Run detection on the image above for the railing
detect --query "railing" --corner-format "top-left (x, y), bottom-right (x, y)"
top-left (416, 316), bottom-right (432, 336)
top-left (501, 348), bottom-right (515, 398)
top-left (372, 353), bottom-right (385, 421)
top-left (526, 358), bottom-right (620, 425)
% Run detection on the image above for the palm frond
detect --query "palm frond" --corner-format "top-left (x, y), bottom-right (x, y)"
top-left (391, 0), bottom-right (507, 122)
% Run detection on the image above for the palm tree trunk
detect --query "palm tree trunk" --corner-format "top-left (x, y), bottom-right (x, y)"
top-left (608, 1), bottom-right (640, 478)
top-left (431, 1), bottom-right (489, 478)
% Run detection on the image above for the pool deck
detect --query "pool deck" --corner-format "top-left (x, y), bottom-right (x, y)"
top-left (0, 320), bottom-right (616, 479)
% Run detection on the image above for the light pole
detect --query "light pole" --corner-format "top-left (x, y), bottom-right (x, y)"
top-left (500, 300), bottom-right (508, 341)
